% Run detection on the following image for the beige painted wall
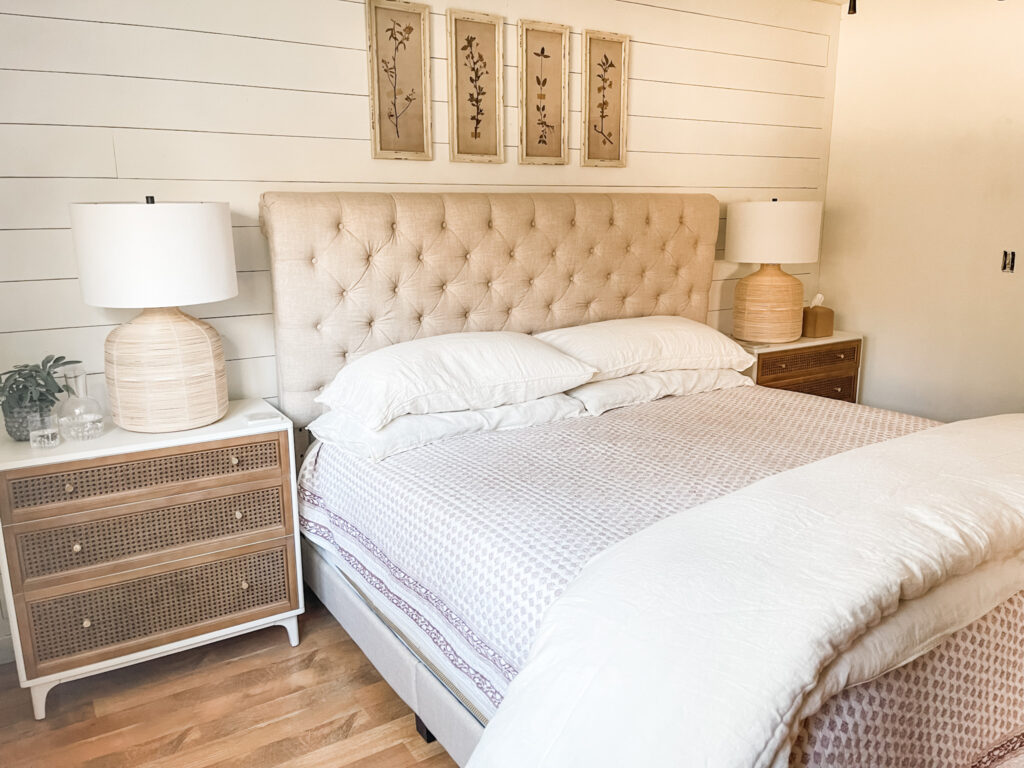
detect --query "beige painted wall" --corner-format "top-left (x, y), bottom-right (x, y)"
top-left (820, 0), bottom-right (1024, 422)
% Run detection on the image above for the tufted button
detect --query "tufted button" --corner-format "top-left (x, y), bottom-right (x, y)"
top-left (569, 274), bottom-right (576, 283)
top-left (337, 222), bottom-right (343, 231)
top-left (416, 314), bottom-right (423, 323)
top-left (441, 221), bottom-right (447, 229)
top-left (547, 304), bottom-right (554, 311)
top-left (551, 250), bottom-right (556, 258)
top-left (570, 219), bottom-right (576, 226)
top-left (367, 320), bottom-right (374, 329)
top-left (609, 218), bottom-right (614, 225)
top-left (366, 253), bottom-right (373, 263)
top-left (441, 283), bottom-right (447, 291)
top-left (606, 273), bottom-right (613, 280)
top-left (316, 323), bottom-right (323, 331)
top-left (508, 250), bottom-right (514, 258)
top-left (311, 256), bottom-right (318, 265)
top-left (487, 220), bottom-right (493, 228)
top-left (417, 252), bottom-right (424, 261)
top-left (645, 217), bottom-right (650, 225)
top-left (318, 385), bottom-right (325, 392)
top-left (530, 220), bottom-right (536, 227)
top-left (486, 281), bottom-right (493, 288)
top-left (391, 222), bottom-right (396, 230)
top-left (589, 247), bottom-right (595, 255)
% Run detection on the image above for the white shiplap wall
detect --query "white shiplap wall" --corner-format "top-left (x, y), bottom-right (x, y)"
top-left (0, 0), bottom-right (840, 413)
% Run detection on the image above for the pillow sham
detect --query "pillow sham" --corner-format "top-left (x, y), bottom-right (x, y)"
top-left (315, 331), bottom-right (596, 431)
top-left (309, 393), bottom-right (585, 461)
top-left (535, 315), bottom-right (754, 382)
top-left (567, 368), bottom-right (753, 416)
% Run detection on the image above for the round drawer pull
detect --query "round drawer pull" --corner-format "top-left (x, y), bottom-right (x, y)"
top-left (64, 483), bottom-right (75, 494)
top-left (82, 618), bottom-right (92, 628)
top-left (234, 510), bottom-right (243, 520)
top-left (229, 455), bottom-right (240, 466)
top-left (834, 387), bottom-right (843, 393)
top-left (837, 353), bottom-right (846, 359)
top-left (72, 542), bottom-right (82, 554)
top-left (240, 580), bottom-right (250, 591)
top-left (779, 363), bottom-right (787, 369)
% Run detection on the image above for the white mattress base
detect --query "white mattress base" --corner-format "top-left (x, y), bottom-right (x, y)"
top-left (301, 537), bottom-right (484, 765)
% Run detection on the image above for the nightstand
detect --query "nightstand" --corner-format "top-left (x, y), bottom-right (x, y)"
top-left (0, 399), bottom-right (303, 719)
top-left (737, 331), bottom-right (863, 403)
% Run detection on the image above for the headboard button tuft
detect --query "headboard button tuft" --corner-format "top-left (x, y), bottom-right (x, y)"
top-left (311, 257), bottom-right (318, 265)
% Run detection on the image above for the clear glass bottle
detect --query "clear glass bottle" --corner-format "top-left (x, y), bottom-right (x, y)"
top-left (58, 366), bottom-right (105, 440)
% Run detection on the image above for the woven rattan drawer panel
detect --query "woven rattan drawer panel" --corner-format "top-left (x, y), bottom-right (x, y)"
top-left (15, 486), bottom-right (286, 581)
top-left (9, 440), bottom-right (280, 512)
top-left (27, 547), bottom-right (289, 666)
top-left (775, 374), bottom-right (858, 402)
top-left (759, 343), bottom-right (859, 379)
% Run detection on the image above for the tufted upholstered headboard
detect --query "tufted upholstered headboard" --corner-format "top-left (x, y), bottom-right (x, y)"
top-left (260, 192), bottom-right (720, 427)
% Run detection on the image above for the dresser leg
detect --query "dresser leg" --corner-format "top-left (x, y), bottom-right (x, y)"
top-left (29, 681), bottom-right (57, 720)
top-left (278, 616), bottom-right (300, 647)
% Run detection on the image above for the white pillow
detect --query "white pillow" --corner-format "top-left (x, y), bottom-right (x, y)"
top-left (535, 316), bottom-right (754, 381)
top-left (315, 331), bottom-right (596, 431)
top-left (567, 368), bottom-right (753, 416)
top-left (309, 394), bottom-right (585, 460)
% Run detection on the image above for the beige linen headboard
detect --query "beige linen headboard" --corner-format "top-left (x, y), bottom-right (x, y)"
top-left (260, 192), bottom-right (720, 427)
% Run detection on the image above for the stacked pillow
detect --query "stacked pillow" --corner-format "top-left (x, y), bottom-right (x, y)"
top-left (310, 317), bottom-right (755, 459)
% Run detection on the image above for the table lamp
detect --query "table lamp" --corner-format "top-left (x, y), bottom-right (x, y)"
top-left (724, 199), bottom-right (823, 344)
top-left (69, 199), bottom-right (238, 433)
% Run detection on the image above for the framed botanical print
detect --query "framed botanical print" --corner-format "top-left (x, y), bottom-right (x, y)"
top-left (518, 20), bottom-right (569, 165)
top-left (366, 0), bottom-right (432, 160)
top-left (582, 29), bottom-right (629, 167)
top-left (447, 9), bottom-right (504, 163)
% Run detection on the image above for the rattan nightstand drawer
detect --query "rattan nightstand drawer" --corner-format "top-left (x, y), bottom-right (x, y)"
top-left (20, 541), bottom-right (297, 678)
top-left (2, 434), bottom-right (286, 524)
top-left (757, 341), bottom-right (860, 383)
top-left (767, 374), bottom-right (858, 403)
top-left (7, 482), bottom-right (288, 590)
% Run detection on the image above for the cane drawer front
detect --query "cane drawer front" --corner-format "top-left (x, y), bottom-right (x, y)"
top-left (766, 373), bottom-right (858, 403)
top-left (757, 341), bottom-right (861, 383)
top-left (21, 542), bottom-right (296, 677)
top-left (9, 483), bottom-right (289, 590)
top-left (3, 434), bottom-right (286, 524)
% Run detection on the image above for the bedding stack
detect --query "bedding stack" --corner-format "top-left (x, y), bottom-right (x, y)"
top-left (296, 316), bottom-right (938, 725)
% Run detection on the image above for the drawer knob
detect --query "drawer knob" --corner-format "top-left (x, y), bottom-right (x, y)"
top-left (64, 483), bottom-right (75, 494)
top-left (779, 363), bottom-right (787, 369)
top-left (82, 618), bottom-right (92, 628)
top-left (234, 510), bottom-right (243, 520)
top-left (240, 580), bottom-right (250, 591)
top-left (72, 542), bottom-right (82, 554)
top-left (230, 455), bottom-right (240, 466)
top-left (837, 353), bottom-right (846, 359)
top-left (834, 387), bottom-right (843, 393)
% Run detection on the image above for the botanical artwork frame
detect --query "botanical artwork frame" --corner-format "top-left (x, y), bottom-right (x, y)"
top-left (447, 9), bottom-right (504, 163)
top-left (366, 0), bottom-right (432, 160)
top-left (518, 20), bottom-right (570, 165)
top-left (581, 29), bottom-right (630, 168)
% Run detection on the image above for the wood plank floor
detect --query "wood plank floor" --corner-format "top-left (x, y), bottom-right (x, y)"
top-left (0, 593), bottom-right (458, 768)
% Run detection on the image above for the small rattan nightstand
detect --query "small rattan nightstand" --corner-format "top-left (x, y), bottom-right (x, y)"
top-left (0, 399), bottom-right (303, 719)
top-left (736, 331), bottom-right (863, 403)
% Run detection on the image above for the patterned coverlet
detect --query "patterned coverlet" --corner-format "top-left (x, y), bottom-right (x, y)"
top-left (298, 385), bottom-right (938, 721)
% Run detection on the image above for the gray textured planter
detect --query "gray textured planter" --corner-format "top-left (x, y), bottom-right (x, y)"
top-left (2, 402), bottom-right (50, 442)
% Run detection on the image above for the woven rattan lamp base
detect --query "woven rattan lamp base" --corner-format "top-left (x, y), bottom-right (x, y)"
top-left (104, 307), bottom-right (229, 433)
top-left (732, 263), bottom-right (804, 344)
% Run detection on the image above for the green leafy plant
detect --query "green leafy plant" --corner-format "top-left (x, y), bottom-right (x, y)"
top-left (0, 355), bottom-right (80, 411)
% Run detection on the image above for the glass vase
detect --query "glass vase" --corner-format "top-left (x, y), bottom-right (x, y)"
top-left (58, 366), bottom-right (105, 441)
top-left (27, 408), bottom-right (60, 448)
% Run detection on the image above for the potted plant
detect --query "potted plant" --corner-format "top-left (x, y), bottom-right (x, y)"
top-left (0, 355), bottom-right (80, 441)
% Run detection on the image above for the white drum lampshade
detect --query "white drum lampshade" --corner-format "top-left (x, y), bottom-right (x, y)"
top-left (724, 200), bottom-right (823, 343)
top-left (70, 200), bottom-right (238, 433)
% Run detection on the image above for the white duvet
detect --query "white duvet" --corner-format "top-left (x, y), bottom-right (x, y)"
top-left (468, 414), bottom-right (1024, 768)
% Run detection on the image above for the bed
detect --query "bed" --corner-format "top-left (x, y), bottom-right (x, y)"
top-left (260, 191), bottom-right (1024, 768)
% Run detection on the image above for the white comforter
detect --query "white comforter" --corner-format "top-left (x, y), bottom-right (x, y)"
top-left (467, 414), bottom-right (1024, 768)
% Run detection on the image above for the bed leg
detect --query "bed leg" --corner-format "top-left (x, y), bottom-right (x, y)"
top-left (415, 714), bottom-right (437, 743)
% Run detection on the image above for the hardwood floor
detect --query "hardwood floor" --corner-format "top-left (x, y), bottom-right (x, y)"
top-left (0, 593), bottom-right (458, 768)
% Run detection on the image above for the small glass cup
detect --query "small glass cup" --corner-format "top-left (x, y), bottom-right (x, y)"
top-left (28, 410), bottom-right (60, 449)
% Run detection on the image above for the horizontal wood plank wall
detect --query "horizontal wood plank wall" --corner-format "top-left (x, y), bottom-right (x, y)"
top-left (0, 0), bottom-right (840, 405)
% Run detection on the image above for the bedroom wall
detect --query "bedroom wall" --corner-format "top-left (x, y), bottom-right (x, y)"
top-left (819, 0), bottom-right (1024, 421)
top-left (0, 0), bottom-right (841, 410)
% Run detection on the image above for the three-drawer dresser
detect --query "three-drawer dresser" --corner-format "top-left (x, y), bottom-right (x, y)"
top-left (0, 399), bottom-right (303, 719)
